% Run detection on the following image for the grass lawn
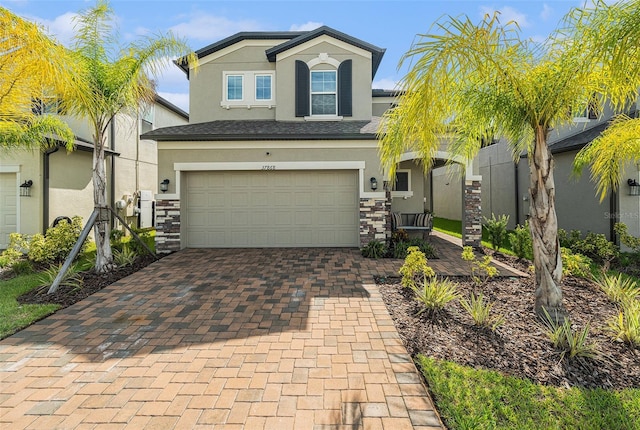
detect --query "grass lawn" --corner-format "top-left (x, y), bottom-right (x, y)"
top-left (418, 356), bottom-right (640, 430)
top-left (433, 216), bottom-right (515, 254)
top-left (0, 273), bottom-right (59, 339)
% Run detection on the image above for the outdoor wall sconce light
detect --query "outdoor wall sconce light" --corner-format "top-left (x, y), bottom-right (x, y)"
top-left (370, 177), bottom-right (378, 191)
top-left (19, 180), bottom-right (33, 197)
top-left (160, 178), bottom-right (170, 193)
top-left (628, 178), bottom-right (640, 196)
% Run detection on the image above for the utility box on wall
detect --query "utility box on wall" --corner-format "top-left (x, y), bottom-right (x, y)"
top-left (138, 190), bottom-right (154, 228)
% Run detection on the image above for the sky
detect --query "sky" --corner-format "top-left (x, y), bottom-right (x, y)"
top-left (2, 0), bottom-right (588, 112)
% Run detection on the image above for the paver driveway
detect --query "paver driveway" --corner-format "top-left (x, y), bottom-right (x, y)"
top-left (0, 248), bottom-right (443, 429)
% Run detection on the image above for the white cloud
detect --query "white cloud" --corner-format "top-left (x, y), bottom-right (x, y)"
top-left (372, 77), bottom-right (400, 90)
top-left (289, 21), bottom-right (323, 32)
top-left (480, 5), bottom-right (531, 28)
top-left (154, 57), bottom-right (189, 88)
top-left (540, 3), bottom-right (554, 21)
top-left (26, 12), bottom-right (78, 46)
top-left (157, 91), bottom-right (190, 113)
top-left (169, 14), bottom-right (264, 41)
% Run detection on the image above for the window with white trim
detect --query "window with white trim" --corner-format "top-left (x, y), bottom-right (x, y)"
top-left (391, 169), bottom-right (413, 198)
top-left (255, 75), bottom-right (272, 101)
top-left (311, 70), bottom-right (337, 115)
top-left (226, 75), bottom-right (243, 101)
top-left (221, 71), bottom-right (275, 108)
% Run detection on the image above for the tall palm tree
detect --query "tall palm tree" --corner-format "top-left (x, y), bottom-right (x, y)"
top-left (379, 1), bottom-right (640, 319)
top-left (0, 7), bottom-right (74, 149)
top-left (63, 0), bottom-right (196, 273)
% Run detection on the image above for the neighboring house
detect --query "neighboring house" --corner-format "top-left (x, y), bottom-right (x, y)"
top-left (432, 102), bottom-right (640, 243)
top-left (143, 26), bottom-right (484, 253)
top-left (0, 95), bottom-right (188, 250)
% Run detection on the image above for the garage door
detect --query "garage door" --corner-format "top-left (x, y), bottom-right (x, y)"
top-left (0, 173), bottom-right (17, 249)
top-left (185, 170), bottom-right (359, 247)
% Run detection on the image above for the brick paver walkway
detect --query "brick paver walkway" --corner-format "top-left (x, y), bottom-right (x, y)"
top-left (1, 248), bottom-right (445, 429)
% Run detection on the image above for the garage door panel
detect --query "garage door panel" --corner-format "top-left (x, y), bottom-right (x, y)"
top-left (185, 170), bottom-right (358, 247)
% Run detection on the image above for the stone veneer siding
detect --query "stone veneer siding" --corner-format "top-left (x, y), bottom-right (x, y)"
top-left (463, 179), bottom-right (482, 248)
top-left (359, 197), bottom-right (391, 247)
top-left (155, 199), bottom-right (181, 254)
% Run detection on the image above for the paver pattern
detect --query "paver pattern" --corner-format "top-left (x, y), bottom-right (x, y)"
top-left (1, 247), bottom-right (445, 429)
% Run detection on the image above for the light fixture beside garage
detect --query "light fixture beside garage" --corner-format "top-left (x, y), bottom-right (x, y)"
top-left (160, 178), bottom-right (170, 193)
top-left (370, 177), bottom-right (378, 191)
top-left (19, 180), bottom-right (33, 197)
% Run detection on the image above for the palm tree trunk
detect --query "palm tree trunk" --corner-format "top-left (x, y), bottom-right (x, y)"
top-left (92, 129), bottom-right (113, 273)
top-left (528, 125), bottom-right (565, 322)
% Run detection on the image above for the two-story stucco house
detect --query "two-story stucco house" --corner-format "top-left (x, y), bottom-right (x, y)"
top-left (143, 26), bottom-right (484, 253)
top-left (0, 95), bottom-right (188, 249)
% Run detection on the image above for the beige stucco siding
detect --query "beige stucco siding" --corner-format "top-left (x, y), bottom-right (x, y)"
top-left (390, 160), bottom-right (428, 214)
top-left (189, 45), bottom-right (280, 123)
top-left (619, 162), bottom-right (640, 250)
top-left (49, 150), bottom-right (93, 224)
top-left (478, 141), bottom-right (518, 229)
top-left (157, 141), bottom-right (382, 195)
top-left (275, 40), bottom-right (372, 121)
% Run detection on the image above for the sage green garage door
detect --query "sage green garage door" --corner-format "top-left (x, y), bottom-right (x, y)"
top-left (0, 173), bottom-right (17, 250)
top-left (185, 170), bottom-right (359, 247)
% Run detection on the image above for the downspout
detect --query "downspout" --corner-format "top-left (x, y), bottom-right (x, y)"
top-left (514, 161), bottom-right (520, 226)
top-left (610, 190), bottom-right (618, 242)
top-left (110, 120), bottom-right (116, 229)
top-left (43, 145), bottom-right (60, 233)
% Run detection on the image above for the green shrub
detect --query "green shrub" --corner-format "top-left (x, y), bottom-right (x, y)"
top-left (0, 233), bottom-right (30, 268)
top-left (607, 300), bottom-right (640, 347)
top-left (399, 246), bottom-right (435, 289)
top-left (558, 229), bottom-right (618, 269)
top-left (615, 222), bottom-right (640, 253)
top-left (127, 227), bottom-right (155, 255)
top-left (27, 216), bottom-right (85, 264)
top-left (541, 311), bottom-right (604, 362)
top-left (561, 248), bottom-right (592, 278)
top-left (413, 277), bottom-right (459, 317)
top-left (462, 246), bottom-right (498, 286)
top-left (361, 240), bottom-right (387, 259)
top-left (10, 260), bottom-right (34, 276)
top-left (392, 237), bottom-right (437, 260)
top-left (460, 292), bottom-right (505, 332)
top-left (558, 228), bottom-right (582, 249)
top-left (509, 221), bottom-right (533, 260)
top-left (593, 272), bottom-right (638, 305)
top-left (483, 213), bottom-right (509, 250)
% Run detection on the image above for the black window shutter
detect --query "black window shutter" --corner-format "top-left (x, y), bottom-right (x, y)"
top-left (338, 60), bottom-right (352, 117)
top-left (295, 60), bottom-right (310, 117)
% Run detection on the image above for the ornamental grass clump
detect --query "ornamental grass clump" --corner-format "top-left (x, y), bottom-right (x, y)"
top-left (541, 310), bottom-right (604, 363)
top-left (400, 246), bottom-right (457, 318)
top-left (607, 300), bottom-right (640, 347)
top-left (594, 272), bottom-right (638, 305)
top-left (483, 213), bottom-right (509, 250)
top-left (460, 292), bottom-right (505, 332)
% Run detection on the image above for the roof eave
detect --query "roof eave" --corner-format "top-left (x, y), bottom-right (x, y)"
top-left (145, 133), bottom-right (378, 142)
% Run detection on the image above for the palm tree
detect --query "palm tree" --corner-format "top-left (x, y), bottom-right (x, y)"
top-left (0, 7), bottom-right (74, 149)
top-left (379, 1), bottom-right (640, 319)
top-left (63, 0), bottom-right (196, 273)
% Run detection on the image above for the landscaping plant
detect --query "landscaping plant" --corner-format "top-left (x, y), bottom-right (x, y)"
top-left (360, 240), bottom-right (387, 259)
top-left (37, 262), bottom-right (84, 292)
top-left (594, 272), bottom-right (639, 305)
top-left (509, 221), bottom-right (533, 260)
top-left (483, 213), bottom-right (509, 250)
top-left (460, 292), bottom-right (505, 332)
top-left (615, 222), bottom-right (640, 254)
top-left (461, 246), bottom-right (498, 286)
top-left (399, 246), bottom-right (434, 289)
top-left (607, 300), bottom-right (640, 347)
top-left (413, 277), bottom-right (459, 317)
top-left (541, 310), bottom-right (604, 363)
top-left (113, 246), bottom-right (138, 267)
top-left (560, 248), bottom-right (592, 278)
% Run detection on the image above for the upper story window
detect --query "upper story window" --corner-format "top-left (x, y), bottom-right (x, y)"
top-left (226, 75), bottom-right (243, 101)
top-left (310, 70), bottom-right (337, 115)
top-left (32, 96), bottom-right (64, 115)
top-left (221, 71), bottom-right (275, 108)
top-left (141, 104), bottom-right (154, 134)
top-left (255, 75), bottom-right (272, 101)
top-left (295, 57), bottom-right (352, 120)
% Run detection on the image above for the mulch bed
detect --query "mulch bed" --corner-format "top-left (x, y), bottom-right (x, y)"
top-left (17, 254), bottom-right (159, 308)
top-left (378, 268), bottom-right (640, 390)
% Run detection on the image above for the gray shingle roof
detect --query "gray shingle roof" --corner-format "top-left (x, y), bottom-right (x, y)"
top-left (141, 119), bottom-right (380, 141)
top-left (548, 121), bottom-right (609, 154)
top-left (176, 26), bottom-right (386, 78)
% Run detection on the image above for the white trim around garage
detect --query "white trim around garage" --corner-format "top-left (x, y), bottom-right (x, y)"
top-left (160, 161), bottom-right (386, 200)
